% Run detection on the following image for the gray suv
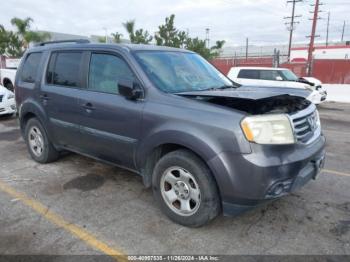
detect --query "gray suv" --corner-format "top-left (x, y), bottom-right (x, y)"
top-left (15, 40), bottom-right (325, 227)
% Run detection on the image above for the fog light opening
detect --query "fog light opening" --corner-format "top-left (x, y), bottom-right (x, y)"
top-left (266, 180), bottom-right (293, 198)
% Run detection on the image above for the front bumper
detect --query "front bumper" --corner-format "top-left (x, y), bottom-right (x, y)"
top-left (0, 98), bottom-right (16, 115)
top-left (207, 134), bottom-right (326, 216)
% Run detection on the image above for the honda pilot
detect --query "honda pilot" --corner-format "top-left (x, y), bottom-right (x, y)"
top-left (15, 40), bottom-right (326, 227)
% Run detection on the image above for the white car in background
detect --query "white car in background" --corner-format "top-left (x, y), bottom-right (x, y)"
top-left (0, 84), bottom-right (16, 116)
top-left (0, 68), bottom-right (17, 91)
top-left (227, 67), bottom-right (327, 104)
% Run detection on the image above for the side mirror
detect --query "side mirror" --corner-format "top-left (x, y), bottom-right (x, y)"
top-left (276, 76), bottom-right (283, 81)
top-left (118, 79), bottom-right (143, 100)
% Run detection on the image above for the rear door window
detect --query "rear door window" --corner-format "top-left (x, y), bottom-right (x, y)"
top-left (21, 52), bottom-right (43, 83)
top-left (237, 69), bottom-right (259, 79)
top-left (47, 52), bottom-right (83, 87)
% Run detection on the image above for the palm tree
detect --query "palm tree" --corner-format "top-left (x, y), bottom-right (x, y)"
top-left (122, 20), bottom-right (152, 44)
top-left (11, 17), bottom-right (50, 50)
top-left (111, 32), bottom-right (123, 43)
top-left (122, 20), bottom-right (135, 42)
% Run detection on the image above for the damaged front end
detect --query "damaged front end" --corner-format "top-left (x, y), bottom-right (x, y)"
top-left (176, 88), bottom-right (311, 115)
top-left (195, 94), bottom-right (310, 115)
top-left (177, 87), bottom-right (317, 145)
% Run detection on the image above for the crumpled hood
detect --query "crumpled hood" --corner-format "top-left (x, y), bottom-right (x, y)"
top-left (176, 85), bottom-right (311, 100)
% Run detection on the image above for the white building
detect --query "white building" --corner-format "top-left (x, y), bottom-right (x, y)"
top-left (290, 45), bottom-right (350, 62)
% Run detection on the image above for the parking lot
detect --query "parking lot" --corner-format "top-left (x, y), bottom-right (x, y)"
top-left (0, 102), bottom-right (349, 257)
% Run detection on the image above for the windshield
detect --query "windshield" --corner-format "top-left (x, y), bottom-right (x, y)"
top-left (280, 70), bottom-right (299, 81)
top-left (133, 51), bottom-right (234, 93)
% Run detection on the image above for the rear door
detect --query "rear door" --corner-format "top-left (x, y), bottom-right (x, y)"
top-left (40, 51), bottom-right (85, 149)
top-left (77, 51), bottom-right (144, 169)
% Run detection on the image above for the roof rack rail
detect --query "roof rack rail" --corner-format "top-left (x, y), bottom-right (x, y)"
top-left (36, 39), bottom-right (90, 46)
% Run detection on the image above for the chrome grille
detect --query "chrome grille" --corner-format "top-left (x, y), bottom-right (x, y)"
top-left (290, 106), bottom-right (320, 143)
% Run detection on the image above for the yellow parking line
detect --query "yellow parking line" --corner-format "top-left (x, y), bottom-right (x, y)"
top-left (323, 169), bottom-right (350, 177)
top-left (0, 180), bottom-right (127, 262)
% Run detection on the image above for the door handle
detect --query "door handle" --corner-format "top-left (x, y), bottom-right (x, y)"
top-left (40, 94), bottom-right (50, 100)
top-left (82, 102), bottom-right (95, 111)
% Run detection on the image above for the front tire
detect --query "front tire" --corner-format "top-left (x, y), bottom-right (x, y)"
top-left (24, 118), bottom-right (59, 163)
top-left (152, 149), bottom-right (220, 227)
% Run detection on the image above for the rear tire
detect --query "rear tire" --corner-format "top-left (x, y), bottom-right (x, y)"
top-left (24, 118), bottom-right (59, 163)
top-left (152, 149), bottom-right (220, 227)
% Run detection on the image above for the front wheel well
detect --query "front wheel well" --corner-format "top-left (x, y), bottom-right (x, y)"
top-left (141, 144), bottom-right (194, 188)
top-left (141, 143), bottom-right (211, 188)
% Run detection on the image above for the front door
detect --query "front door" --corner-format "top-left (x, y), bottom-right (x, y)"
top-left (77, 52), bottom-right (144, 169)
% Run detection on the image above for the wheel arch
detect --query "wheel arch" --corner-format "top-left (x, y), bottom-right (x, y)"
top-left (136, 131), bottom-right (222, 197)
top-left (19, 99), bottom-right (50, 138)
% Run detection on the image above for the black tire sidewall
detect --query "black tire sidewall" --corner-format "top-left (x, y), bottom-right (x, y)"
top-left (152, 150), bottom-right (220, 227)
top-left (24, 118), bottom-right (53, 163)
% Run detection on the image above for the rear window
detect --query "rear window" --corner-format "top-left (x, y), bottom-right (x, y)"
top-left (46, 52), bottom-right (83, 87)
top-left (21, 53), bottom-right (42, 83)
top-left (237, 69), bottom-right (260, 79)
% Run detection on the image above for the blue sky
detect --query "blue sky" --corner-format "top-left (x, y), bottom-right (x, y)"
top-left (1, 0), bottom-right (349, 46)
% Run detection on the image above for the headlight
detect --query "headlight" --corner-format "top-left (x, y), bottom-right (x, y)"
top-left (241, 114), bottom-right (295, 144)
top-left (7, 93), bottom-right (15, 99)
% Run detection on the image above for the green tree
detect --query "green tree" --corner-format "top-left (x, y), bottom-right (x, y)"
top-left (123, 20), bottom-right (152, 44)
top-left (209, 40), bottom-right (226, 58)
top-left (11, 17), bottom-right (50, 50)
top-left (0, 25), bottom-right (8, 55)
top-left (186, 37), bottom-right (212, 59)
top-left (98, 36), bottom-right (106, 43)
top-left (155, 14), bottom-right (187, 48)
top-left (153, 14), bottom-right (225, 59)
top-left (0, 24), bottom-right (22, 57)
top-left (6, 31), bottom-right (23, 57)
top-left (111, 32), bottom-right (123, 43)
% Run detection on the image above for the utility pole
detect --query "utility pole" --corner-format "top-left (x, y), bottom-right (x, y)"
top-left (307, 0), bottom-right (322, 76)
top-left (326, 12), bottom-right (330, 46)
top-left (205, 28), bottom-right (210, 49)
top-left (341, 21), bottom-right (346, 42)
top-left (103, 27), bottom-right (108, 43)
top-left (284, 0), bottom-right (302, 61)
top-left (245, 37), bottom-right (249, 60)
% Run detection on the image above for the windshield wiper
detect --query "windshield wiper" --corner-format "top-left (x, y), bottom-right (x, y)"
top-left (202, 85), bottom-right (236, 91)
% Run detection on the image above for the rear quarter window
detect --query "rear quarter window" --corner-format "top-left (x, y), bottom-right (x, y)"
top-left (20, 52), bottom-right (43, 83)
top-left (259, 70), bottom-right (281, 80)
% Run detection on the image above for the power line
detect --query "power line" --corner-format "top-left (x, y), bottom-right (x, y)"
top-left (284, 0), bottom-right (303, 61)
